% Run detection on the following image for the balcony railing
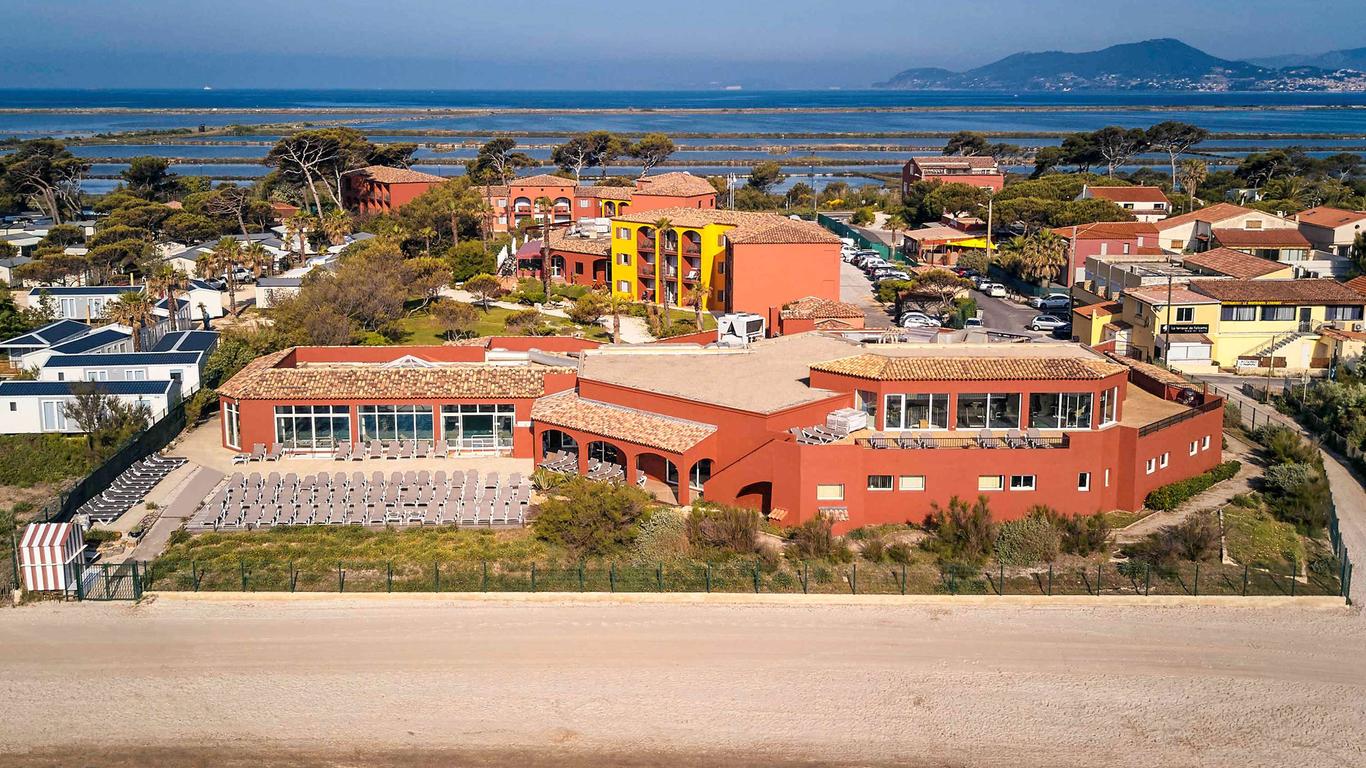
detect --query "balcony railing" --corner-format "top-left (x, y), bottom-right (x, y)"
top-left (854, 433), bottom-right (1069, 450)
top-left (1136, 398), bottom-right (1223, 437)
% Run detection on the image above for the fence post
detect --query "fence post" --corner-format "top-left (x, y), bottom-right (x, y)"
top-left (481, 560), bottom-right (488, 592)
top-left (578, 562), bottom-right (584, 592)
top-left (386, 561), bottom-right (392, 593)
top-left (802, 561), bottom-right (809, 594)
top-left (191, 560), bottom-right (199, 592)
top-left (132, 560), bottom-right (141, 600)
top-left (239, 559), bottom-right (247, 592)
top-left (1145, 562), bottom-right (1151, 597)
top-left (705, 562), bottom-right (711, 593)
top-left (1242, 564), bottom-right (1249, 597)
top-left (999, 561), bottom-right (1005, 596)
top-left (655, 562), bottom-right (662, 592)
top-left (9, 530), bottom-right (18, 592)
top-left (433, 561), bottom-right (440, 593)
top-left (337, 562), bottom-right (344, 593)
top-left (1193, 562), bottom-right (1200, 597)
top-left (1290, 556), bottom-right (1297, 597)
top-left (74, 559), bottom-right (85, 601)
top-left (1096, 562), bottom-right (1103, 596)
top-left (610, 562), bottom-right (617, 593)
top-left (900, 563), bottom-right (907, 596)
top-left (103, 565), bottom-right (112, 600)
top-left (1047, 563), bottom-right (1053, 596)
top-left (531, 563), bottom-right (537, 593)
top-left (849, 561), bottom-right (856, 595)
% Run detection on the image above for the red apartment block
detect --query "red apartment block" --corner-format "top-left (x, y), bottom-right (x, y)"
top-left (902, 156), bottom-right (1005, 195)
top-left (1052, 221), bottom-right (1162, 285)
top-left (218, 333), bottom-right (1222, 532)
top-left (342, 166), bottom-right (448, 216)
top-left (476, 171), bottom-right (717, 233)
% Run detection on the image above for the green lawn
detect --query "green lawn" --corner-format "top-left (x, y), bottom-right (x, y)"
top-left (1224, 505), bottom-right (1306, 570)
top-left (360, 303), bottom-right (611, 345)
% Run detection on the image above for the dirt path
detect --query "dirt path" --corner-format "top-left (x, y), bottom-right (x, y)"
top-left (1, 597), bottom-right (1362, 767)
top-left (1115, 432), bottom-right (1257, 545)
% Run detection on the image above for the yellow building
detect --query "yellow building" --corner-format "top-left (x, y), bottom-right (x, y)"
top-left (1119, 279), bottom-right (1366, 370)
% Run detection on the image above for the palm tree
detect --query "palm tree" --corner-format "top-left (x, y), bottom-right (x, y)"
top-left (209, 236), bottom-right (243, 316)
top-left (418, 226), bottom-right (437, 257)
top-left (605, 289), bottom-right (624, 343)
top-left (1177, 159), bottom-right (1208, 213)
top-left (242, 241), bottom-right (273, 280)
top-left (103, 291), bottom-right (156, 351)
top-left (145, 265), bottom-right (175, 331)
top-left (322, 209), bottom-right (352, 247)
top-left (653, 216), bottom-right (673, 321)
top-left (535, 196), bottom-right (555, 295)
top-left (691, 288), bottom-right (705, 332)
top-left (884, 213), bottom-right (908, 261)
top-left (283, 212), bottom-right (309, 268)
top-left (1002, 231), bottom-right (1068, 286)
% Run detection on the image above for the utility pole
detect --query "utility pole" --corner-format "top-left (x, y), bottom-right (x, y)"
top-left (1163, 271), bottom-right (1174, 365)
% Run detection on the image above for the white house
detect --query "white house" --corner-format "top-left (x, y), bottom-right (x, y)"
top-left (1296, 206), bottom-right (1366, 258)
top-left (1154, 203), bottom-right (1297, 253)
top-left (37, 349), bottom-right (211, 395)
top-left (26, 285), bottom-right (141, 321)
top-left (0, 379), bottom-right (181, 434)
top-left (13, 324), bottom-right (133, 371)
top-left (0, 319), bottom-right (89, 370)
top-left (1077, 185), bottom-right (1171, 222)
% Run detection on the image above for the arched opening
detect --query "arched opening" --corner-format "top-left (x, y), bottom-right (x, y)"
top-left (689, 459), bottom-right (713, 499)
top-left (636, 452), bottom-right (679, 504)
top-left (553, 197), bottom-right (572, 223)
top-left (587, 440), bottom-right (623, 467)
top-left (591, 257), bottom-right (609, 287)
top-left (513, 196), bottom-right (532, 214)
top-left (735, 481), bottom-right (773, 516)
top-left (603, 201), bottom-right (617, 216)
top-left (541, 429), bottom-right (578, 460)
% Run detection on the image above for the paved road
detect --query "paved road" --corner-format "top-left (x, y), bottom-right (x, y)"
top-left (838, 261), bottom-right (892, 328)
top-left (129, 466), bottom-right (223, 561)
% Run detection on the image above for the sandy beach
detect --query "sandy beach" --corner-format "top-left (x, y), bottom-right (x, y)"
top-left (1, 596), bottom-right (1363, 767)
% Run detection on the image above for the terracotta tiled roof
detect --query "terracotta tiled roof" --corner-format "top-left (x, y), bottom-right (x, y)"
top-left (911, 156), bottom-right (1000, 171)
top-left (346, 165), bottom-right (447, 184)
top-left (780, 296), bottom-right (864, 320)
top-left (612, 207), bottom-right (840, 245)
top-left (1084, 186), bottom-right (1170, 204)
top-left (547, 229), bottom-right (611, 256)
top-left (530, 391), bottom-right (716, 454)
top-left (1051, 221), bottom-right (1157, 239)
top-left (1125, 285), bottom-right (1220, 306)
top-left (1156, 202), bottom-right (1258, 231)
top-left (1191, 278), bottom-right (1365, 305)
top-left (1073, 301), bottom-right (1121, 318)
top-left (1105, 353), bottom-right (1192, 388)
top-left (574, 185), bottom-right (634, 200)
top-left (809, 353), bottom-right (1125, 382)
top-left (634, 172), bottom-right (716, 197)
top-left (1296, 206), bottom-right (1366, 228)
top-left (1212, 228), bottom-right (1311, 248)
top-left (472, 185), bottom-right (511, 198)
top-left (218, 349), bottom-right (570, 401)
top-left (511, 173), bottom-right (576, 187)
top-left (1180, 247), bottom-right (1288, 279)
top-left (1344, 275), bottom-right (1366, 296)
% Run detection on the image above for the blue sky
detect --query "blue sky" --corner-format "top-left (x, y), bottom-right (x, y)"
top-left (2, 0), bottom-right (1364, 89)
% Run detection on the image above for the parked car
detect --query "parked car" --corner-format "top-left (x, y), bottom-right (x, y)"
top-left (899, 311), bottom-right (939, 328)
top-left (872, 269), bottom-right (910, 281)
top-left (1028, 314), bottom-right (1068, 331)
top-left (1029, 292), bottom-right (1069, 309)
top-left (1050, 322), bottom-right (1074, 340)
top-left (1037, 295), bottom-right (1073, 312)
top-left (861, 261), bottom-right (889, 275)
top-left (962, 317), bottom-right (984, 329)
top-left (980, 282), bottom-right (1008, 298)
top-left (201, 277), bottom-right (227, 291)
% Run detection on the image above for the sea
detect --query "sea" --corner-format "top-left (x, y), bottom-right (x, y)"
top-left (4, 89), bottom-right (1362, 194)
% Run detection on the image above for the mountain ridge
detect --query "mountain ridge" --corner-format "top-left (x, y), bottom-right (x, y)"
top-left (874, 38), bottom-right (1366, 91)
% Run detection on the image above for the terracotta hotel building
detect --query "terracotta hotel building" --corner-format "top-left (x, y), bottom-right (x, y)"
top-left (218, 332), bottom-right (1222, 532)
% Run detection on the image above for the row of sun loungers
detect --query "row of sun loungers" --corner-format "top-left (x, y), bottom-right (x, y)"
top-left (788, 425), bottom-right (849, 445)
top-left (863, 428), bottom-right (1057, 450)
top-left (76, 454), bottom-right (186, 523)
top-left (188, 469), bottom-right (531, 531)
top-left (231, 442), bottom-right (283, 464)
top-left (540, 451), bottom-right (647, 487)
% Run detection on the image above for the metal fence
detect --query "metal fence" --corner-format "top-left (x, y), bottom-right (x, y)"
top-left (32, 400), bottom-right (187, 525)
top-left (817, 214), bottom-right (892, 260)
top-left (133, 557), bottom-right (1344, 599)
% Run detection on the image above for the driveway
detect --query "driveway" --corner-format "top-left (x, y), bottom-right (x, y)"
top-left (839, 261), bottom-right (893, 328)
top-left (971, 288), bottom-right (1044, 334)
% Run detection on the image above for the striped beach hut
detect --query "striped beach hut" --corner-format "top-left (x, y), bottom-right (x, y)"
top-left (19, 523), bottom-right (86, 592)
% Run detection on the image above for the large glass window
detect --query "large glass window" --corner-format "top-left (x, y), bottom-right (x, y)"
top-left (275, 405), bottom-right (350, 450)
top-left (1028, 392), bottom-right (1094, 430)
top-left (1100, 387), bottom-right (1118, 425)
top-left (1260, 305), bottom-right (1296, 322)
top-left (40, 400), bottom-right (68, 432)
top-left (884, 393), bottom-right (949, 430)
top-left (440, 403), bottom-right (515, 452)
top-left (224, 400), bottom-right (240, 449)
top-left (1221, 306), bottom-right (1256, 322)
top-left (1326, 305), bottom-right (1365, 321)
top-left (359, 404), bottom-right (433, 442)
top-left (957, 393), bottom-right (1020, 430)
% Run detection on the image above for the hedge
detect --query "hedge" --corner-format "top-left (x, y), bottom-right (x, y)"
top-left (1144, 460), bottom-right (1241, 512)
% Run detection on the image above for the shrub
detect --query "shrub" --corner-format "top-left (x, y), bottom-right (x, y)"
top-left (1223, 505), bottom-right (1305, 569)
top-left (1122, 514), bottom-right (1220, 567)
top-left (532, 476), bottom-right (655, 557)
top-left (1264, 463), bottom-right (1332, 534)
top-left (785, 517), bottom-right (852, 563)
top-left (1027, 505), bottom-right (1110, 556)
top-left (1223, 400), bottom-right (1243, 429)
top-left (629, 507), bottom-right (690, 564)
top-left (183, 387), bottom-right (218, 424)
top-left (167, 528), bottom-right (190, 547)
top-left (83, 528), bottom-right (122, 546)
top-left (994, 515), bottom-right (1060, 566)
top-left (685, 503), bottom-right (759, 555)
top-left (885, 542), bottom-right (914, 565)
top-left (1254, 425), bottom-right (1318, 465)
top-left (551, 283), bottom-right (590, 301)
top-left (504, 308), bottom-right (545, 334)
top-left (860, 536), bottom-right (888, 563)
top-left (1144, 460), bottom-right (1240, 511)
top-left (510, 278), bottom-right (546, 306)
top-left (566, 292), bottom-right (608, 325)
top-left (921, 495), bottom-right (997, 568)
top-left (530, 467), bottom-right (566, 491)
top-left (1263, 463), bottom-right (1317, 496)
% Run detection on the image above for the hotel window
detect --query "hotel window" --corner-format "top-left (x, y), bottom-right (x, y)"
top-left (1202, 435), bottom-right (1211, 451)
top-left (496, 198), bottom-right (507, 207)
top-left (440, 403), bottom-right (515, 453)
top-left (1171, 239), bottom-right (1184, 249)
top-left (883, 393), bottom-right (949, 430)
top-left (1028, 392), bottom-right (1093, 430)
top-left (617, 253), bottom-right (630, 265)
top-left (1221, 306), bottom-right (1257, 322)
top-left (1326, 306), bottom-right (1365, 321)
top-left (957, 393), bottom-right (1021, 430)
top-left (578, 199), bottom-right (589, 208)
top-left (358, 404), bottom-right (433, 443)
top-left (1160, 452), bottom-right (1169, 468)
top-left (816, 483), bottom-right (844, 501)
top-left (899, 475), bottom-right (925, 491)
top-left (1145, 458), bottom-right (1157, 475)
top-left (867, 475), bottom-right (894, 491)
top-left (498, 216), bottom-right (507, 225)
top-left (1078, 472), bottom-right (1091, 491)
top-left (978, 475), bottom-right (1004, 492)
top-left (1260, 305), bottom-right (1296, 322)
top-left (1009, 474), bottom-right (1036, 491)
top-left (617, 280), bottom-right (630, 293)
top-left (1100, 387), bottom-right (1118, 426)
top-left (1175, 307), bottom-right (1194, 322)
top-left (857, 390), bottom-right (877, 420)
top-left (275, 405), bottom-right (351, 450)
top-left (616, 227), bottom-right (630, 240)
top-left (1189, 440), bottom-right (1199, 456)
top-left (224, 400), bottom-right (240, 450)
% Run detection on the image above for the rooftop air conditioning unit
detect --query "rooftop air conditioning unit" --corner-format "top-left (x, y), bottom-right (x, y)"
top-left (717, 313), bottom-right (766, 345)
top-left (1355, 323), bottom-right (1364, 333)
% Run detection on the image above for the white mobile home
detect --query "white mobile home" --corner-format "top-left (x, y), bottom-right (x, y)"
top-left (0, 379), bottom-right (181, 434)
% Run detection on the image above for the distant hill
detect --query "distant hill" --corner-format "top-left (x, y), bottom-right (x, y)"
top-left (1249, 47), bottom-right (1366, 72)
top-left (874, 38), bottom-right (1365, 91)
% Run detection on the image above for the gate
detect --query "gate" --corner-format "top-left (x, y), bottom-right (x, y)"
top-left (75, 561), bottom-right (144, 601)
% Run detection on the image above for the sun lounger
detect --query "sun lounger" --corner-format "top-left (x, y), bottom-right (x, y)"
top-left (1026, 427), bottom-right (1051, 448)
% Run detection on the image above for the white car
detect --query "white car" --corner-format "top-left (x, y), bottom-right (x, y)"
top-left (900, 311), bottom-right (939, 328)
top-left (980, 282), bottom-right (1008, 298)
top-left (1029, 293), bottom-right (1067, 309)
top-left (963, 317), bottom-right (984, 329)
top-left (1028, 314), bottom-right (1068, 331)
